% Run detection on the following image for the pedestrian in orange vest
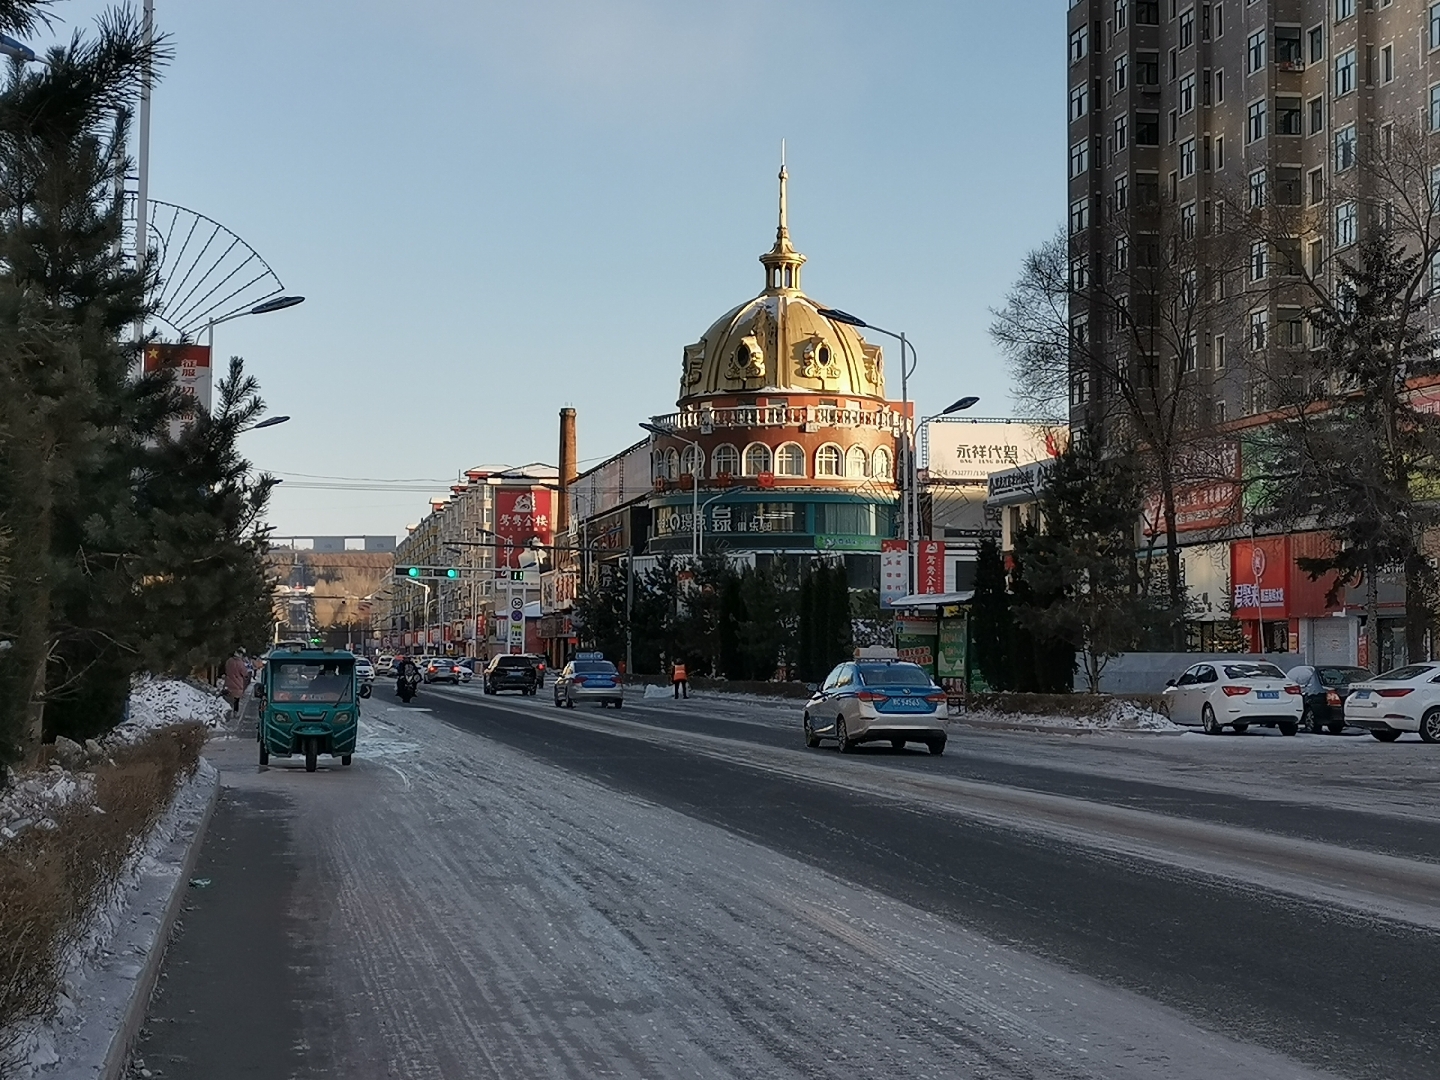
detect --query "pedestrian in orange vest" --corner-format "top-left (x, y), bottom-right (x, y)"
top-left (671, 660), bottom-right (688, 699)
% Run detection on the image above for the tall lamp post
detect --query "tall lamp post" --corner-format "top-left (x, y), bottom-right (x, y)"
top-left (640, 422), bottom-right (703, 559)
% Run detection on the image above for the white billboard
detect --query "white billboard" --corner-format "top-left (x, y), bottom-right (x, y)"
top-left (923, 420), bottom-right (1063, 482)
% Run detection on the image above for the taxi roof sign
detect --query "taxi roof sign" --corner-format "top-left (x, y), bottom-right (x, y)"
top-left (575, 651), bottom-right (605, 660)
top-left (854, 646), bottom-right (899, 660)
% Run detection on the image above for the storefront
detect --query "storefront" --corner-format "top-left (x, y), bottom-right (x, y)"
top-left (1229, 534), bottom-right (1348, 661)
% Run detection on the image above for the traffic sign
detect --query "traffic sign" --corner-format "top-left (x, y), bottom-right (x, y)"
top-left (509, 609), bottom-right (524, 622)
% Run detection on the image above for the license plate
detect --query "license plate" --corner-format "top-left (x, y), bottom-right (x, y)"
top-left (1257, 690), bottom-right (1278, 700)
top-left (890, 698), bottom-right (929, 710)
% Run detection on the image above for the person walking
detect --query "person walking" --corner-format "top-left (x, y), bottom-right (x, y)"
top-left (671, 659), bottom-right (688, 699)
top-left (224, 649), bottom-right (249, 716)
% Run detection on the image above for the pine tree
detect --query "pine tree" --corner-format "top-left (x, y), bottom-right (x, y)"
top-left (970, 537), bottom-right (1013, 691)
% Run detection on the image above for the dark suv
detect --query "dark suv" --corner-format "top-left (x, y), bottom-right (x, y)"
top-left (484, 655), bottom-right (539, 696)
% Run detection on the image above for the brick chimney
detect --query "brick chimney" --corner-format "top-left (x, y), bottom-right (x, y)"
top-left (557, 408), bottom-right (577, 533)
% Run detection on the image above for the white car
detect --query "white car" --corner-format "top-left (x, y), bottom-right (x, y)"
top-left (1162, 660), bottom-right (1303, 735)
top-left (1343, 663), bottom-right (1440, 742)
top-left (375, 654), bottom-right (396, 677)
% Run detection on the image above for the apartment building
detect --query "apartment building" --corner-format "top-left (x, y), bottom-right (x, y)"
top-left (1067, 0), bottom-right (1440, 424)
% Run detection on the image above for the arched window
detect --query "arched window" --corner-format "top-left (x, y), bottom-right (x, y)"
top-left (712, 444), bottom-right (740, 477)
top-left (818, 345), bottom-right (831, 366)
top-left (871, 445), bottom-right (894, 480)
top-left (743, 442), bottom-right (773, 476)
top-left (665, 448), bottom-right (681, 481)
top-left (652, 449), bottom-right (667, 481)
top-left (681, 444), bottom-right (704, 477)
top-left (815, 444), bottom-right (843, 477)
top-left (846, 445), bottom-right (869, 478)
top-left (775, 442), bottom-right (805, 477)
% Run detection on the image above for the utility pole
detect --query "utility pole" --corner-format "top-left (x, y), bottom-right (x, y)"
top-left (132, 0), bottom-right (154, 348)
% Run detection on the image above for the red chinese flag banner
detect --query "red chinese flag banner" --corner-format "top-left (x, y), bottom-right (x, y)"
top-left (917, 540), bottom-right (945, 595)
top-left (495, 488), bottom-right (554, 568)
top-left (142, 343), bottom-right (213, 438)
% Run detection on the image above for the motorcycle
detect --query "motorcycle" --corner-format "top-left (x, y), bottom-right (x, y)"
top-left (396, 668), bottom-right (420, 703)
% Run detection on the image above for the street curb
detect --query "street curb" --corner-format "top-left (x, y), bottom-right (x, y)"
top-left (950, 715), bottom-right (1185, 737)
top-left (94, 759), bottom-right (220, 1080)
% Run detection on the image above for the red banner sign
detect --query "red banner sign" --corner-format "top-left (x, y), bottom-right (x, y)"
top-left (917, 540), bottom-right (944, 595)
top-left (1230, 537), bottom-right (1288, 618)
top-left (495, 488), bottom-right (554, 568)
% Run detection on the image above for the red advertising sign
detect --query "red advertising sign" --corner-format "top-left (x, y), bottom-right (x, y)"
top-left (495, 487), bottom-right (554, 568)
top-left (917, 540), bottom-right (945, 595)
top-left (1144, 442), bottom-right (1242, 536)
top-left (142, 343), bottom-right (213, 439)
top-left (1230, 537), bottom-right (1288, 618)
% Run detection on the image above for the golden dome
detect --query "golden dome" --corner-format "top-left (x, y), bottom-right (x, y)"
top-left (678, 166), bottom-right (886, 404)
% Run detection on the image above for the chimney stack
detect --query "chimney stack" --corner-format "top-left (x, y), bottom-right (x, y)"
top-left (557, 408), bottom-right (578, 533)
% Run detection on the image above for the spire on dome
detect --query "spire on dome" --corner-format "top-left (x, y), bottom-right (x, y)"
top-left (760, 146), bottom-right (805, 295)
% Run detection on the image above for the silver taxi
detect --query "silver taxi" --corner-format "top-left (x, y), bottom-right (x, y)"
top-left (804, 654), bottom-right (947, 755)
top-left (554, 653), bottom-right (624, 709)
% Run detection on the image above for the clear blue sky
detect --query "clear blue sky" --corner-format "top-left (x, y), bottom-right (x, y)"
top-left (40, 1), bottom-right (1066, 538)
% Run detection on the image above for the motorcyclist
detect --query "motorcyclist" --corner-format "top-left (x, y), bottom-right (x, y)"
top-left (395, 656), bottom-right (420, 697)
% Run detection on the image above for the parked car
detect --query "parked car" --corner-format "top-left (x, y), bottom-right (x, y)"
top-left (421, 657), bottom-right (462, 684)
top-left (455, 657), bottom-right (477, 683)
top-left (375, 653), bottom-right (396, 677)
top-left (522, 653), bottom-right (548, 688)
top-left (484, 655), bottom-right (539, 695)
top-left (1162, 661), bottom-right (1303, 735)
top-left (1286, 664), bottom-right (1371, 734)
top-left (553, 654), bottom-right (622, 709)
top-left (354, 657), bottom-right (375, 684)
top-left (1343, 663), bottom-right (1440, 742)
top-left (803, 656), bottom-right (947, 755)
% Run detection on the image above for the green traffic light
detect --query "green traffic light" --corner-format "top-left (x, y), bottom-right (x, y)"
top-left (447, 568), bottom-right (459, 579)
top-left (407, 566), bottom-right (420, 578)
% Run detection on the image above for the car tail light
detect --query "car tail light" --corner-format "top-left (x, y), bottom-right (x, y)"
top-left (1326, 690), bottom-right (1342, 706)
top-left (1284, 685), bottom-right (1302, 695)
top-left (572, 676), bottom-right (587, 686)
top-left (856, 690), bottom-right (885, 702)
top-left (925, 692), bottom-right (947, 704)
top-left (1222, 685), bottom-right (1251, 696)
top-left (1377, 688), bottom-right (1414, 698)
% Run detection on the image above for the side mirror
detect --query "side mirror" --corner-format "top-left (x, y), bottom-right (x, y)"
top-left (1164, 679), bottom-right (1176, 688)
top-left (806, 683), bottom-right (819, 693)
top-left (359, 683), bottom-right (372, 699)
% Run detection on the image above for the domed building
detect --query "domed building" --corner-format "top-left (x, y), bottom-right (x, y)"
top-left (644, 166), bottom-right (906, 583)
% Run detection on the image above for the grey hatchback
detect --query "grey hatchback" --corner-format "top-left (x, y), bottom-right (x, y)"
top-left (804, 658), bottom-right (947, 755)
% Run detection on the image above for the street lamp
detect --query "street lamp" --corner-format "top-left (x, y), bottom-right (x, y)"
top-left (203, 295), bottom-right (305, 355)
top-left (696, 491), bottom-right (739, 558)
top-left (251, 415), bottom-right (291, 430)
top-left (640, 422), bottom-right (703, 559)
top-left (816, 306), bottom-right (920, 583)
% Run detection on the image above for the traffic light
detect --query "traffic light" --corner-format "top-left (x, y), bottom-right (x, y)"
top-left (446, 568), bottom-right (459, 579)
top-left (407, 566), bottom-right (421, 578)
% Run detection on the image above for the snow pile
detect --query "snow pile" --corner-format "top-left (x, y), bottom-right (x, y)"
top-left (959, 697), bottom-right (1182, 734)
top-left (0, 766), bottom-right (97, 844)
top-left (643, 684), bottom-right (673, 699)
top-left (118, 676), bottom-right (229, 744)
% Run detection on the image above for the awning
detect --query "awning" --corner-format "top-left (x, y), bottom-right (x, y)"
top-left (890, 590), bottom-right (975, 608)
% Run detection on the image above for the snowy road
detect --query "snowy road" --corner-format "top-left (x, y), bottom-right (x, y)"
top-left (130, 686), bottom-right (1440, 1080)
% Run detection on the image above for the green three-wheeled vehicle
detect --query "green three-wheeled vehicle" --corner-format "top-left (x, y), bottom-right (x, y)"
top-left (255, 647), bottom-right (370, 771)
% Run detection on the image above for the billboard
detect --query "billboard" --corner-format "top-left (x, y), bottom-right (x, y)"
top-left (916, 540), bottom-right (944, 594)
top-left (923, 420), bottom-right (1063, 482)
top-left (880, 539), bottom-right (908, 608)
top-left (495, 487), bottom-right (554, 568)
top-left (142, 343), bottom-right (212, 440)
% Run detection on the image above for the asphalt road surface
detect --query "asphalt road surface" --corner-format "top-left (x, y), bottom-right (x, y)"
top-left (128, 684), bottom-right (1440, 1080)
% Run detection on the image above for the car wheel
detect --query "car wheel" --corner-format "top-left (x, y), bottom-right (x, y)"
top-left (553, 691), bottom-right (562, 707)
top-left (1201, 704), bottom-right (1224, 735)
top-left (928, 739), bottom-right (945, 756)
top-left (341, 754), bottom-right (352, 766)
top-left (1420, 709), bottom-right (1440, 744)
top-left (836, 715), bottom-right (853, 753)
top-left (890, 738), bottom-right (905, 750)
top-left (803, 714), bottom-right (820, 748)
top-left (1232, 723), bottom-right (1250, 734)
top-left (1278, 721), bottom-right (1298, 737)
top-left (1371, 729), bottom-right (1403, 742)
top-left (613, 698), bottom-right (623, 710)
top-left (1327, 722), bottom-right (1345, 735)
top-left (1304, 707), bottom-right (1323, 734)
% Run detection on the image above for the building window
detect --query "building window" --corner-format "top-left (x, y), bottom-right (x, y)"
top-left (1179, 72), bottom-right (1195, 113)
top-left (1213, 333), bottom-right (1226, 370)
top-left (1214, 68), bottom-right (1225, 103)
top-left (1112, 115), bottom-right (1128, 154)
top-left (1214, 399), bottom-right (1227, 425)
top-left (1309, 166), bottom-right (1324, 204)
top-left (1276, 166), bottom-right (1301, 205)
top-left (871, 446), bottom-right (893, 480)
top-left (742, 443), bottom-right (772, 476)
top-left (1336, 201), bottom-right (1357, 247)
top-left (1137, 51), bottom-right (1159, 85)
top-left (1247, 99), bottom-right (1266, 142)
top-left (1182, 331), bottom-right (1198, 372)
top-left (1249, 168), bottom-right (1266, 208)
top-left (1277, 96), bottom-right (1301, 135)
top-left (1069, 24), bottom-right (1089, 63)
top-left (775, 443), bottom-right (805, 477)
top-left (1115, 235), bottom-right (1129, 270)
top-left (1071, 254), bottom-right (1090, 291)
top-left (1381, 44), bottom-right (1394, 84)
top-left (1136, 172), bottom-right (1158, 205)
top-left (1335, 48), bottom-right (1356, 96)
top-left (1309, 25), bottom-right (1324, 63)
top-left (681, 444), bottom-right (704, 477)
top-left (1336, 0), bottom-right (1354, 20)
top-left (1115, 0), bottom-right (1128, 30)
top-left (1432, 3), bottom-right (1440, 50)
top-left (711, 444), bottom-right (739, 477)
top-left (1214, 134), bottom-right (1224, 169)
top-left (664, 448), bottom-right (681, 481)
top-left (1250, 241), bottom-right (1267, 281)
top-left (1309, 238), bottom-right (1324, 277)
top-left (1181, 201), bottom-right (1196, 237)
top-left (846, 446), bottom-right (869, 479)
top-left (1070, 140), bottom-right (1091, 177)
top-left (1335, 124), bottom-right (1356, 171)
top-left (1136, 111), bottom-right (1159, 146)
top-left (1070, 82), bottom-right (1089, 121)
top-left (1309, 96), bottom-right (1324, 134)
top-left (1179, 138), bottom-right (1196, 178)
top-left (1275, 25), bottom-right (1301, 67)
top-left (1114, 54), bottom-right (1129, 91)
top-left (1070, 197), bottom-right (1091, 234)
top-left (1247, 30), bottom-right (1266, 73)
top-left (1250, 310), bottom-right (1267, 350)
top-left (1113, 174), bottom-right (1129, 209)
top-left (1179, 7), bottom-right (1194, 47)
top-left (1431, 84), bottom-right (1440, 132)
top-left (815, 445), bottom-right (843, 478)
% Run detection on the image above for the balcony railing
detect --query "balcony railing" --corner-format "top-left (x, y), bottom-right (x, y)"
top-left (649, 405), bottom-right (902, 433)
